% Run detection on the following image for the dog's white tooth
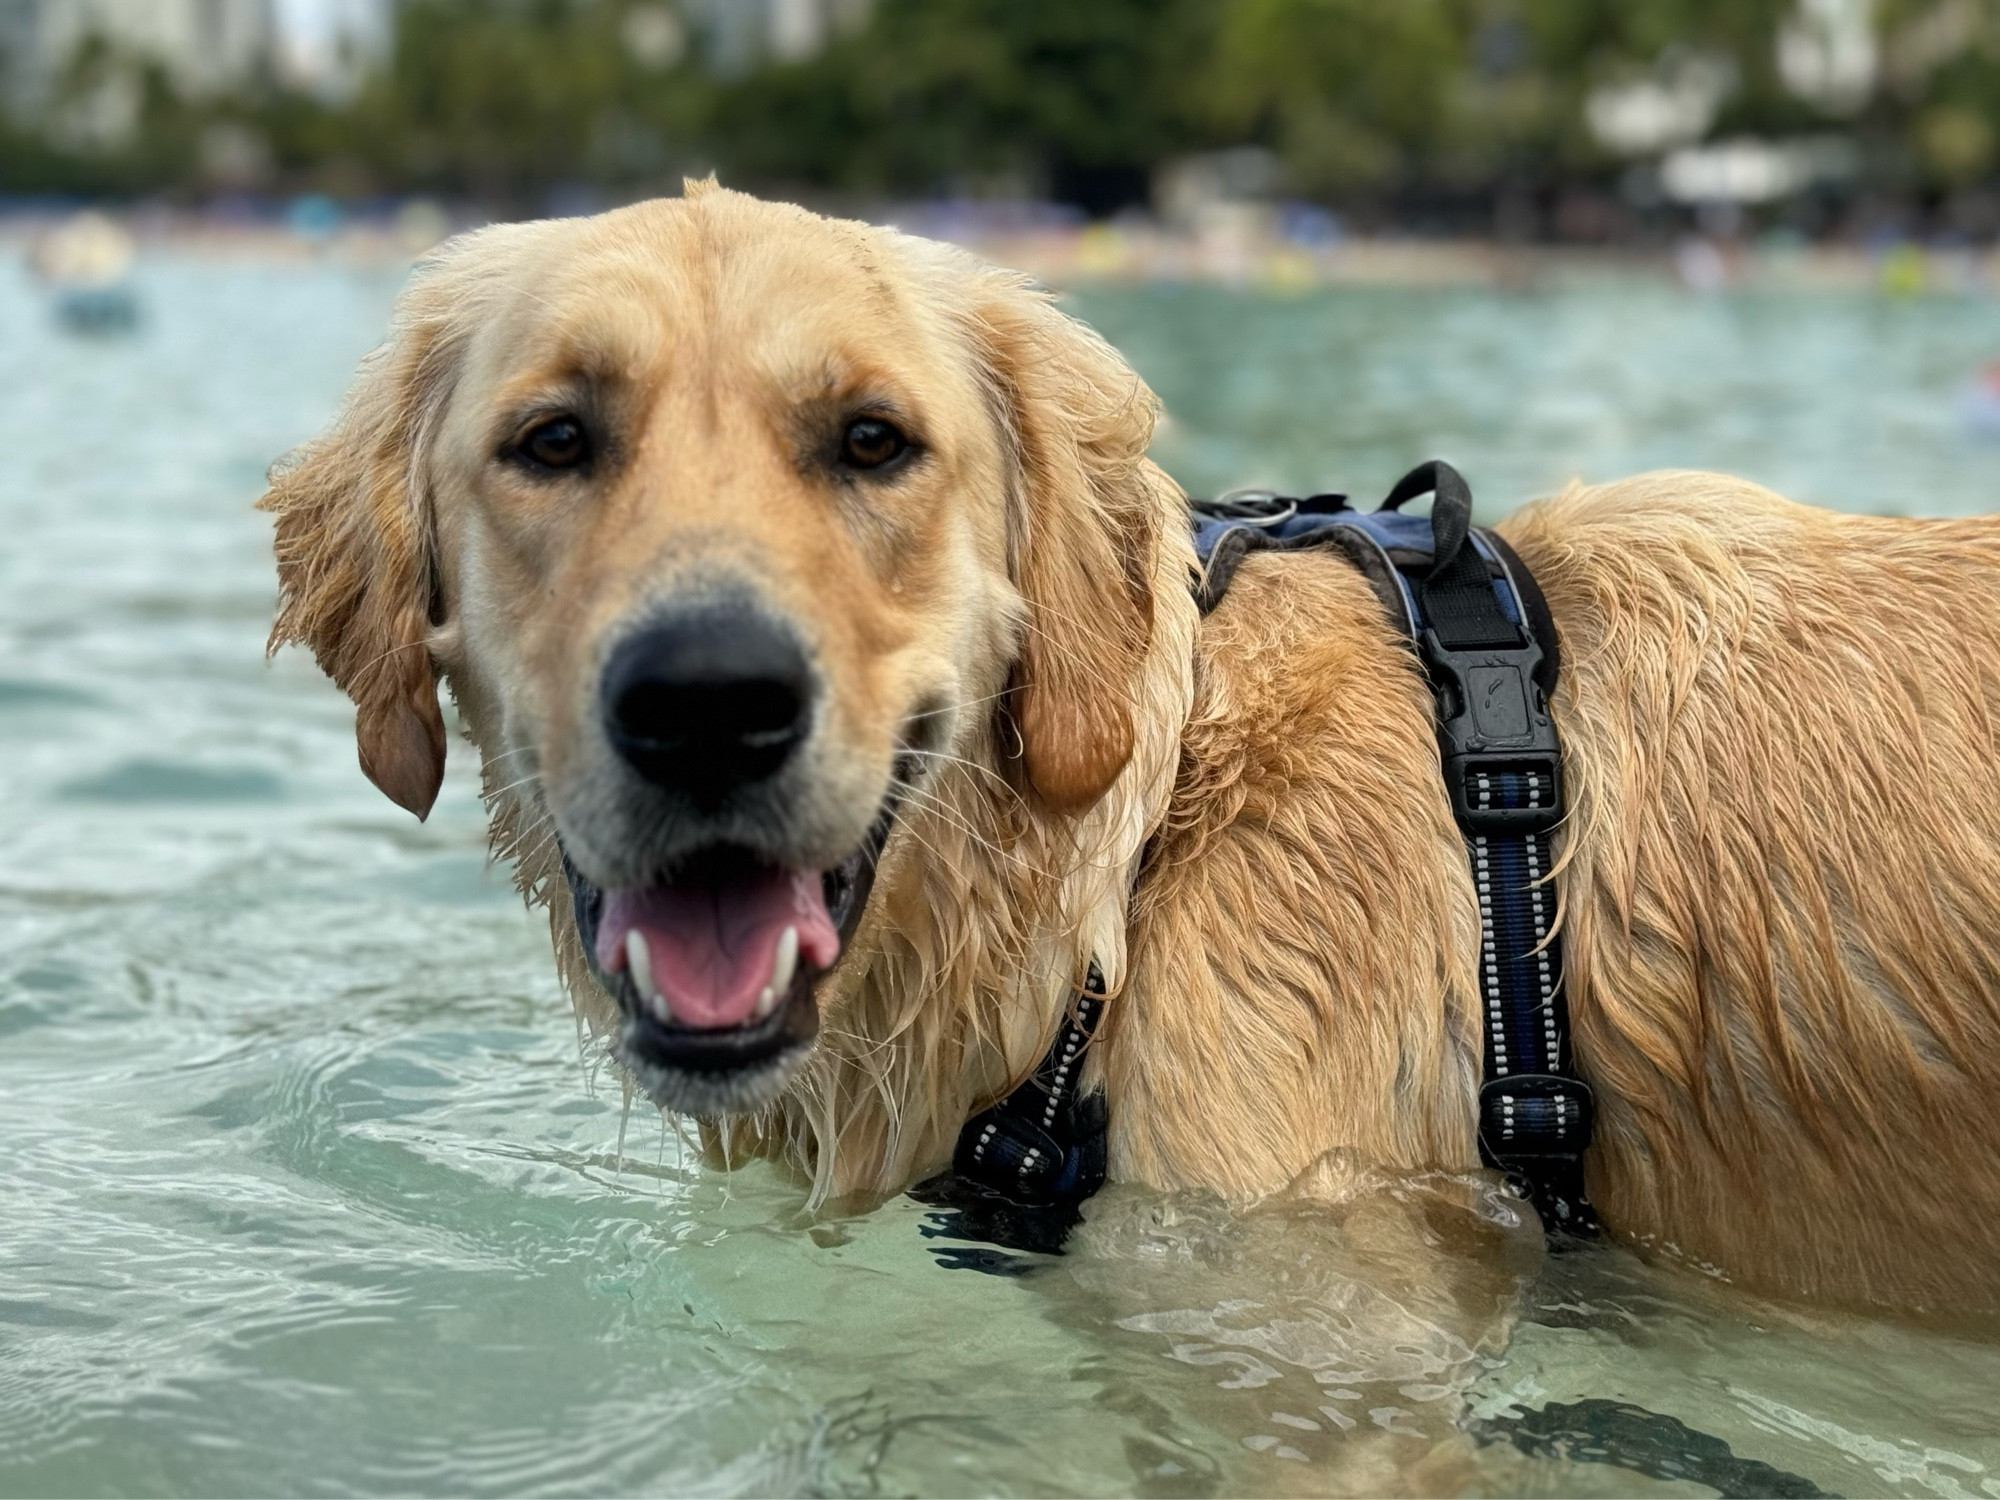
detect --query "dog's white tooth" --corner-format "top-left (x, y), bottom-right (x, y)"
top-left (754, 984), bottom-right (778, 1021)
top-left (771, 925), bottom-right (799, 997)
top-left (626, 930), bottom-right (667, 1017)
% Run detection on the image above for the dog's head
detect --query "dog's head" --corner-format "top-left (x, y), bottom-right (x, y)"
top-left (265, 185), bottom-right (1171, 1118)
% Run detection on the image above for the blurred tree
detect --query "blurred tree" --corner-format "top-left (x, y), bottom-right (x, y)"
top-left (1197, 0), bottom-right (1822, 202)
top-left (1201, 0), bottom-right (1469, 195)
top-left (704, 0), bottom-right (1217, 210)
top-left (0, 35), bottom-right (205, 195)
top-left (1874, 0), bottom-right (2000, 196)
top-left (277, 0), bottom-right (713, 203)
top-left (7, 0), bottom-right (2000, 236)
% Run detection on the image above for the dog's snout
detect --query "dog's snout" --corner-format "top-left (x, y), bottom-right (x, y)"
top-left (601, 603), bottom-right (814, 801)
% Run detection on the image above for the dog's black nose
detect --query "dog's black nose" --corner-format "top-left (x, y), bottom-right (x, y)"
top-left (601, 604), bottom-right (814, 800)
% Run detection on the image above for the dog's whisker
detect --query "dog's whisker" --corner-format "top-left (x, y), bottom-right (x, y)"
top-left (906, 685), bottom-right (1014, 719)
top-left (899, 745), bottom-right (1024, 802)
top-left (481, 771), bottom-right (545, 801)
top-left (895, 783), bottom-right (1047, 874)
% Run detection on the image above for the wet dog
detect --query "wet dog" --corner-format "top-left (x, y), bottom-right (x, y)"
top-left (266, 183), bottom-right (2000, 1314)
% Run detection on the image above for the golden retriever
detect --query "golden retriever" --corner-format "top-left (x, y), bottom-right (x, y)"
top-left (264, 182), bottom-right (2000, 1316)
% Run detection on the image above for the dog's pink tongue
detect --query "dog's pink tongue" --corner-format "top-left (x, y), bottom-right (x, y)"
top-left (595, 866), bottom-right (839, 1029)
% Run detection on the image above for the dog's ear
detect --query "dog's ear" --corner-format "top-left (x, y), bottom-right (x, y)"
top-left (261, 262), bottom-right (467, 820)
top-left (965, 269), bottom-right (1170, 814)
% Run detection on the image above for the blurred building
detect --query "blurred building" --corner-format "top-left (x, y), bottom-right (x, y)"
top-left (1778, 0), bottom-right (1879, 115)
top-left (0, 0), bottom-right (274, 111)
top-left (0, 0), bottom-right (387, 155)
top-left (684, 0), bottom-right (872, 74)
top-left (270, 0), bottom-right (388, 100)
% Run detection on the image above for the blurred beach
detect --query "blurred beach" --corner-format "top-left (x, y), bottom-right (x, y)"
top-left (9, 192), bottom-right (2000, 302)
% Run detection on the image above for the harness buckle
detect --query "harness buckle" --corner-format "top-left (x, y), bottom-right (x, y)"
top-left (1478, 1073), bottom-right (1595, 1157)
top-left (1446, 749), bottom-right (1564, 835)
top-left (1478, 1074), bottom-right (1598, 1234)
top-left (1420, 626), bottom-right (1564, 836)
top-left (1192, 488), bottom-right (1298, 527)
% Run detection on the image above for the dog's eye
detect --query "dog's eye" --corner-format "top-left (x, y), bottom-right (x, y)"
top-left (840, 418), bottom-right (908, 471)
top-left (520, 416), bottom-right (590, 471)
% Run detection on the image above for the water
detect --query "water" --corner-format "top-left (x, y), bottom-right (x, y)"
top-left (4, 247), bottom-right (2000, 1498)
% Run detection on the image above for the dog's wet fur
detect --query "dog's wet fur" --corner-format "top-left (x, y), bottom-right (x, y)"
top-left (267, 182), bottom-right (2000, 1316)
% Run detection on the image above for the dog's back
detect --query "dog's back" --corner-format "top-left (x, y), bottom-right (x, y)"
top-left (1116, 470), bottom-right (2000, 1314)
top-left (1507, 473), bottom-right (2000, 1312)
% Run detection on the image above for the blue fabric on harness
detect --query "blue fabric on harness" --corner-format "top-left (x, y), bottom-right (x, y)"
top-left (929, 462), bottom-right (1596, 1241)
top-left (1194, 506), bottom-right (1516, 635)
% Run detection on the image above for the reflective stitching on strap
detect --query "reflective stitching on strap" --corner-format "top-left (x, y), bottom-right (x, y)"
top-left (1459, 762), bottom-right (1595, 1232)
top-left (970, 1122), bottom-right (998, 1164)
top-left (947, 968), bottom-right (1110, 1209)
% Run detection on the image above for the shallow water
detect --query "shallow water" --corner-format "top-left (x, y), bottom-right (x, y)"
top-left (4, 249), bottom-right (2000, 1498)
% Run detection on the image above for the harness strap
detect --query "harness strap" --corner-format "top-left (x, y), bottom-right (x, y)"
top-left (934, 965), bottom-right (1109, 1210)
top-left (1192, 463), bottom-right (1598, 1236)
top-left (934, 462), bottom-right (1596, 1240)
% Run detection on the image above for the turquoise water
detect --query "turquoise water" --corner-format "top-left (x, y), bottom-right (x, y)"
top-left (4, 250), bottom-right (2000, 1498)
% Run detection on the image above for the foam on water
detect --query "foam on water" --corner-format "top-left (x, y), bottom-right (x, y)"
top-left (3, 247), bottom-right (2000, 1496)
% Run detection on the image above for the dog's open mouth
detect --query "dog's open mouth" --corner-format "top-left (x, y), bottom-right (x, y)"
top-left (563, 808), bottom-right (893, 1114)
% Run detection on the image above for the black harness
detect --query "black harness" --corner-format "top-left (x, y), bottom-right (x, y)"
top-left (928, 462), bottom-right (1596, 1238)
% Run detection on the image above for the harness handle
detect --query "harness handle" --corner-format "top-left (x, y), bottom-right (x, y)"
top-left (1378, 459), bottom-right (1474, 575)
